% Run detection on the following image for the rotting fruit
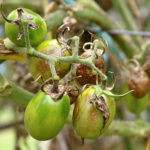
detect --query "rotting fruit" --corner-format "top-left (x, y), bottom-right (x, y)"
top-left (73, 86), bottom-right (115, 139)
top-left (24, 91), bottom-right (70, 141)
top-left (123, 80), bottom-right (149, 114)
top-left (5, 8), bottom-right (47, 47)
top-left (128, 67), bottom-right (149, 98)
top-left (76, 50), bottom-right (105, 85)
top-left (29, 39), bottom-right (71, 83)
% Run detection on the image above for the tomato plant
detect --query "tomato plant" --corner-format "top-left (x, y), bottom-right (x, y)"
top-left (5, 8), bottom-right (47, 47)
top-left (29, 39), bottom-right (71, 83)
top-left (24, 91), bottom-right (70, 141)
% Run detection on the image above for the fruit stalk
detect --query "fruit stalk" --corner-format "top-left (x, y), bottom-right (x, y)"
top-left (22, 21), bottom-right (34, 54)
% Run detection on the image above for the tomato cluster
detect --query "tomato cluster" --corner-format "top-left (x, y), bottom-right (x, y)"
top-left (3, 8), bottom-right (137, 142)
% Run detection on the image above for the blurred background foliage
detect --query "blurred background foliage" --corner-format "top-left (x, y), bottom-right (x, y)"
top-left (1, 0), bottom-right (150, 150)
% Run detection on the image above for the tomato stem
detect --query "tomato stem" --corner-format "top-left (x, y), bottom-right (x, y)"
top-left (22, 21), bottom-right (33, 54)
top-left (51, 80), bottom-right (59, 93)
top-left (136, 41), bottom-right (150, 65)
top-left (0, 74), bottom-right (33, 106)
top-left (4, 36), bottom-right (107, 81)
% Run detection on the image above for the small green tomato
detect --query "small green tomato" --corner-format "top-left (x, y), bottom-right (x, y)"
top-left (5, 8), bottom-right (47, 47)
top-left (24, 91), bottom-right (70, 141)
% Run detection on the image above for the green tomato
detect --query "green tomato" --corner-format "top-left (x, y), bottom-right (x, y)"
top-left (5, 8), bottom-right (47, 47)
top-left (29, 39), bottom-right (71, 83)
top-left (73, 87), bottom-right (116, 139)
top-left (123, 81), bottom-right (149, 113)
top-left (24, 91), bottom-right (70, 141)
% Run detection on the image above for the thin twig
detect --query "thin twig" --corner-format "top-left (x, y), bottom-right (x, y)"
top-left (0, 120), bottom-right (23, 131)
top-left (127, 0), bottom-right (144, 30)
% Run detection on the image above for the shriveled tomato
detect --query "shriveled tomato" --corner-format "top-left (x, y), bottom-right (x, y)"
top-left (76, 50), bottom-right (105, 85)
top-left (128, 67), bottom-right (149, 98)
top-left (24, 91), bottom-right (70, 141)
top-left (73, 86), bottom-right (115, 139)
top-left (29, 39), bottom-right (70, 83)
top-left (123, 81), bottom-right (149, 113)
top-left (5, 8), bottom-right (47, 47)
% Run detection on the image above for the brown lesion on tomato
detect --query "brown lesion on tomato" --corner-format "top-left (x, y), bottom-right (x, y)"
top-left (90, 95), bottom-right (110, 128)
top-left (36, 59), bottom-right (50, 76)
top-left (65, 85), bottom-right (79, 104)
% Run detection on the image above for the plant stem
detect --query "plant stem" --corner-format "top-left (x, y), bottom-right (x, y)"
top-left (4, 38), bottom-right (107, 81)
top-left (0, 76), bottom-right (34, 106)
top-left (112, 0), bottom-right (143, 48)
top-left (0, 120), bottom-right (23, 131)
top-left (72, 36), bottom-right (79, 58)
top-left (91, 39), bottom-right (98, 61)
top-left (106, 120), bottom-right (150, 138)
top-left (137, 41), bottom-right (150, 64)
top-left (49, 59), bottom-right (60, 81)
top-left (22, 21), bottom-right (33, 54)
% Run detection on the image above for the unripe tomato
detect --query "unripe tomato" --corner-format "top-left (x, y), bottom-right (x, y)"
top-left (76, 50), bottom-right (105, 85)
top-left (29, 39), bottom-right (70, 83)
top-left (123, 81), bottom-right (149, 113)
top-left (5, 8), bottom-right (47, 47)
top-left (73, 87), bottom-right (115, 139)
top-left (24, 91), bottom-right (70, 141)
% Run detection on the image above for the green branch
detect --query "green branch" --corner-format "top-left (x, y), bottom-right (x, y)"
top-left (0, 74), bottom-right (33, 106)
top-left (106, 120), bottom-right (150, 138)
top-left (4, 37), bottom-right (107, 81)
top-left (112, 0), bottom-right (143, 48)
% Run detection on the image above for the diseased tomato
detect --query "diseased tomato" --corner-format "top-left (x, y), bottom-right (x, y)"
top-left (123, 81), bottom-right (149, 113)
top-left (29, 39), bottom-right (71, 83)
top-left (5, 8), bottom-right (47, 47)
top-left (73, 86), bottom-right (115, 139)
top-left (24, 91), bottom-right (70, 141)
top-left (76, 50), bottom-right (105, 85)
top-left (128, 67), bottom-right (149, 98)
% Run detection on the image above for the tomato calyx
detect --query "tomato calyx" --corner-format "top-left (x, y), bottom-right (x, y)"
top-left (1, 7), bottom-right (39, 40)
top-left (42, 83), bottom-right (66, 100)
top-left (41, 80), bottom-right (79, 103)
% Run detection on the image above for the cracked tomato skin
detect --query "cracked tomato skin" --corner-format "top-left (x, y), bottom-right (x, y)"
top-left (29, 39), bottom-right (70, 83)
top-left (24, 91), bottom-right (70, 141)
top-left (73, 87), bottom-right (115, 139)
top-left (5, 8), bottom-right (47, 47)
